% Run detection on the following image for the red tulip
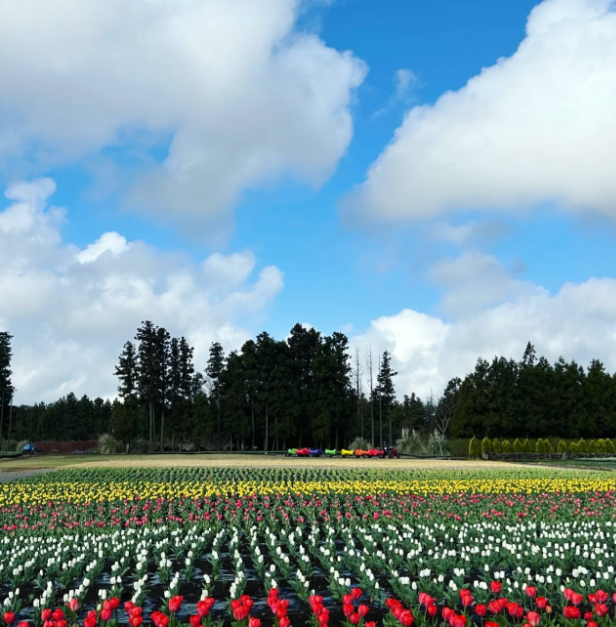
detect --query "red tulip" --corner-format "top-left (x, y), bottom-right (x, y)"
top-left (18, 623), bottom-right (28, 627)
top-left (490, 582), bottom-right (502, 594)
top-left (101, 609), bottom-right (112, 622)
top-left (595, 591), bottom-right (608, 604)
top-left (41, 611), bottom-right (52, 623)
top-left (52, 610), bottom-right (64, 622)
top-left (563, 607), bottom-right (581, 620)
top-left (535, 597), bottom-right (547, 610)
top-left (358, 604), bottom-right (369, 617)
top-left (570, 593), bottom-right (584, 606)
top-left (399, 610), bottom-right (414, 627)
top-left (486, 622), bottom-right (500, 627)
top-left (189, 616), bottom-right (201, 627)
top-left (168, 596), bottom-right (183, 613)
top-left (128, 617), bottom-right (142, 627)
top-left (595, 604), bottom-right (609, 617)
top-left (475, 605), bottom-right (486, 617)
top-left (4, 613), bottom-right (15, 625)
top-left (109, 598), bottom-right (120, 611)
top-left (248, 619), bottom-right (261, 627)
top-left (343, 604), bottom-right (354, 618)
top-left (351, 588), bottom-right (363, 601)
top-left (526, 611), bottom-right (540, 626)
top-left (349, 614), bottom-right (360, 625)
top-left (525, 587), bottom-right (537, 599)
top-left (427, 605), bottom-right (438, 617)
top-left (365, 622), bottom-right (376, 627)
top-left (279, 618), bottom-right (290, 627)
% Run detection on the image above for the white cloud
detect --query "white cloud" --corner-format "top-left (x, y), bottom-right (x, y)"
top-left (351, 252), bottom-right (616, 400)
top-left (0, 179), bottom-right (283, 403)
top-left (349, 0), bottom-right (616, 221)
top-left (0, 0), bottom-right (366, 229)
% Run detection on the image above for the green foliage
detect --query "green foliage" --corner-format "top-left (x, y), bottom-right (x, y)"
top-left (480, 437), bottom-right (492, 455)
top-left (535, 439), bottom-right (544, 454)
top-left (607, 439), bottom-right (616, 454)
top-left (98, 433), bottom-right (120, 455)
top-left (468, 436), bottom-right (481, 458)
top-left (349, 437), bottom-right (372, 450)
top-left (492, 438), bottom-right (501, 453)
top-left (513, 438), bottom-right (523, 454)
top-left (15, 439), bottom-right (28, 453)
top-left (501, 439), bottom-right (512, 454)
top-left (557, 439), bottom-right (568, 453)
top-left (578, 438), bottom-right (588, 455)
top-left (569, 441), bottom-right (579, 453)
top-left (523, 438), bottom-right (532, 453)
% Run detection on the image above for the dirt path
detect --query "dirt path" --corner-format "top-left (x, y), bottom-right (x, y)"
top-left (0, 468), bottom-right (56, 482)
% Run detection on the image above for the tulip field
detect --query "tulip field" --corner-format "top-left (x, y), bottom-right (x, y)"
top-left (1, 467), bottom-right (616, 627)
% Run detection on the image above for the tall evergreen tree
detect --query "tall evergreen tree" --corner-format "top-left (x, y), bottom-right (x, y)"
top-left (206, 342), bottom-right (225, 451)
top-left (376, 350), bottom-right (397, 446)
top-left (0, 331), bottom-right (14, 451)
top-left (135, 320), bottom-right (160, 452)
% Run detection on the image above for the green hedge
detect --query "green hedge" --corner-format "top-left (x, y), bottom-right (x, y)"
top-left (450, 437), bottom-right (616, 457)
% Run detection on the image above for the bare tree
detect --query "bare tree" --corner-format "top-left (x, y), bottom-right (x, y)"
top-left (353, 349), bottom-right (363, 439)
top-left (433, 393), bottom-right (457, 438)
top-left (365, 348), bottom-right (374, 446)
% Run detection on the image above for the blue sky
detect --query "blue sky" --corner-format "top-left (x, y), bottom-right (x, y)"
top-left (1, 0), bottom-right (616, 401)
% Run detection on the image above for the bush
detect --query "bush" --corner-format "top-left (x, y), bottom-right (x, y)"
top-left (589, 440), bottom-right (598, 454)
top-left (513, 438), bottom-right (523, 454)
top-left (397, 432), bottom-right (424, 455)
top-left (578, 438), bottom-right (588, 455)
top-left (545, 439), bottom-right (554, 453)
top-left (492, 439), bottom-right (501, 453)
top-left (501, 439), bottom-right (512, 454)
top-left (15, 439), bottom-right (29, 453)
top-left (98, 433), bottom-right (120, 455)
top-left (481, 437), bottom-right (492, 455)
top-left (607, 439), bottom-right (616, 454)
top-left (523, 438), bottom-right (532, 453)
top-left (557, 440), bottom-right (568, 453)
top-left (569, 441), bottom-right (579, 454)
top-left (535, 439), bottom-right (544, 454)
top-left (468, 437), bottom-right (481, 458)
top-left (349, 436), bottom-right (372, 450)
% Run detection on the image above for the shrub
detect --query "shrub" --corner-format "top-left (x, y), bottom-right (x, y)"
top-left (535, 439), bottom-right (543, 454)
top-left (589, 440), bottom-right (598, 454)
top-left (349, 436), bottom-right (372, 450)
top-left (481, 437), bottom-right (492, 455)
top-left (545, 439), bottom-right (554, 454)
top-left (607, 439), bottom-right (616, 454)
top-left (397, 432), bottom-right (424, 455)
top-left (523, 438), bottom-right (532, 453)
top-left (557, 440), bottom-right (568, 453)
top-left (98, 433), bottom-right (120, 455)
top-left (492, 439), bottom-right (501, 453)
top-left (513, 438), bottom-right (523, 454)
top-left (578, 438), bottom-right (588, 455)
top-left (569, 441), bottom-right (579, 454)
top-left (15, 439), bottom-right (29, 453)
top-left (468, 437), bottom-right (481, 458)
top-left (501, 439), bottom-right (512, 454)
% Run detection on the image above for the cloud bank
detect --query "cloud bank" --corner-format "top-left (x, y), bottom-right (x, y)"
top-left (0, 179), bottom-right (283, 403)
top-left (0, 0), bottom-right (366, 228)
top-left (350, 0), bottom-right (616, 221)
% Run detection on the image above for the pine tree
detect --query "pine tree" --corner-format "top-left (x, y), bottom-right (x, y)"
top-left (206, 342), bottom-right (225, 451)
top-left (0, 331), bottom-right (14, 451)
top-left (135, 321), bottom-right (160, 453)
top-left (377, 351), bottom-right (397, 447)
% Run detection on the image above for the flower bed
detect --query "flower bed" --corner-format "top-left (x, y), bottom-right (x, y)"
top-left (0, 467), bottom-right (615, 626)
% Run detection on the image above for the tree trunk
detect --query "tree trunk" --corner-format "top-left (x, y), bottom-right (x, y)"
top-left (160, 407), bottom-right (165, 453)
top-left (149, 402), bottom-right (154, 453)
top-left (0, 388), bottom-right (4, 452)
top-left (264, 403), bottom-right (269, 452)
top-left (251, 398), bottom-right (255, 451)
top-left (8, 400), bottom-right (12, 445)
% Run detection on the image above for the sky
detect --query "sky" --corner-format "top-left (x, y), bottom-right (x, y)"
top-left (2, 0), bottom-right (616, 403)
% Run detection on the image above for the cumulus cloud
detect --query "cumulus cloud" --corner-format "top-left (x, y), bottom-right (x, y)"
top-left (351, 253), bottom-right (616, 399)
top-left (0, 0), bottom-right (366, 229)
top-left (349, 0), bottom-right (616, 221)
top-left (0, 179), bottom-right (283, 403)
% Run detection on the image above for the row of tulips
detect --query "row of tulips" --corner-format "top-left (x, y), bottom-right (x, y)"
top-left (3, 585), bottom-right (616, 627)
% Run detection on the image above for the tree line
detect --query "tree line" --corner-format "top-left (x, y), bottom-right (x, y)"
top-left (449, 343), bottom-right (616, 439)
top-left (111, 321), bottom-right (405, 451)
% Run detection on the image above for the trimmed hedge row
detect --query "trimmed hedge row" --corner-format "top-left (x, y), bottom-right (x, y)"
top-left (485, 452), bottom-right (616, 461)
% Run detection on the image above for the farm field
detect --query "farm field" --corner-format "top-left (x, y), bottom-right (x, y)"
top-left (0, 453), bottom-right (526, 473)
top-left (1, 466), bottom-right (616, 627)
